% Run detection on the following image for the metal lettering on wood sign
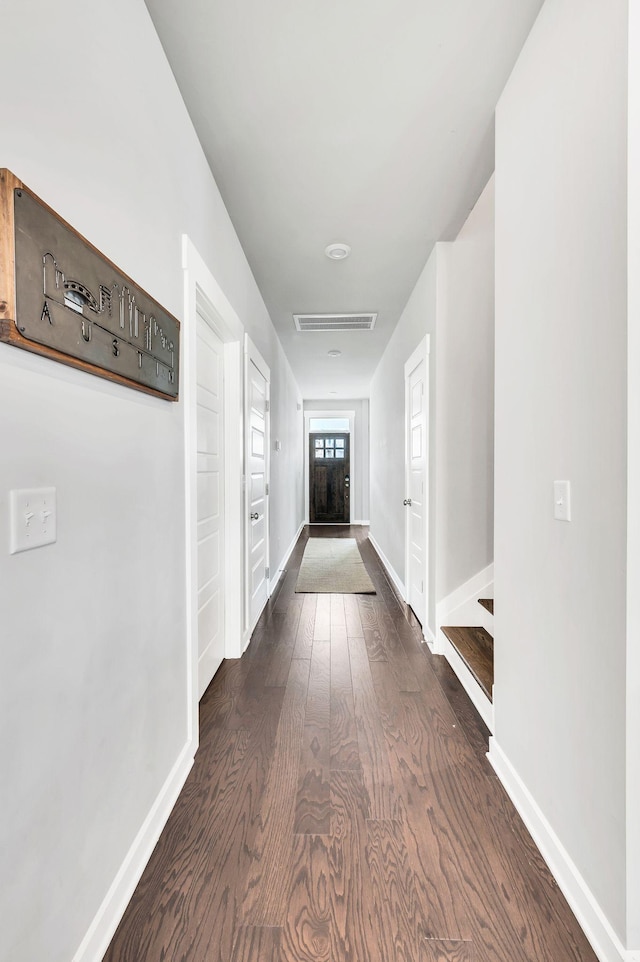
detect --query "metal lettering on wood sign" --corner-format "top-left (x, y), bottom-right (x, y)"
top-left (0, 170), bottom-right (180, 400)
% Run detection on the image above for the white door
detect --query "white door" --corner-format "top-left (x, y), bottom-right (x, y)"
top-left (196, 313), bottom-right (225, 696)
top-left (245, 337), bottom-right (270, 632)
top-left (404, 336), bottom-right (430, 628)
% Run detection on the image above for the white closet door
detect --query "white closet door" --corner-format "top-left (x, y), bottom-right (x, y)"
top-left (245, 339), bottom-right (270, 632)
top-left (404, 337), bottom-right (429, 628)
top-left (196, 314), bottom-right (225, 696)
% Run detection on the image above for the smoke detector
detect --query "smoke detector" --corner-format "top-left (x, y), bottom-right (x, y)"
top-left (325, 243), bottom-right (351, 260)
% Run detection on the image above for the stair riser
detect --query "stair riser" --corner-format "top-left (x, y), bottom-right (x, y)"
top-left (437, 596), bottom-right (494, 635)
top-left (477, 604), bottom-right (494, 635)
top-left (439, 632), bottom-right (494, 732)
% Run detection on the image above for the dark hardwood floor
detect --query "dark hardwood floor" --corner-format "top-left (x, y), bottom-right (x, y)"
top-left (103, 525), bottom-right (596, 962)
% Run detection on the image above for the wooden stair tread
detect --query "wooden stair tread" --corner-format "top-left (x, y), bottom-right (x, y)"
top-left (440, 625), bottom-right (493, 701)
top-left (478, 598), bottom-right (494, 615)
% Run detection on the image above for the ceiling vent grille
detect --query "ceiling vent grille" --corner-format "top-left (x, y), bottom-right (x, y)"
top-left (293, 313), bottom-right (377, 332)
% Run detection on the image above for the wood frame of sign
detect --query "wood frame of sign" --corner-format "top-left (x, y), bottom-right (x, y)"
top-left (0, 169), bottom-right (180, 401)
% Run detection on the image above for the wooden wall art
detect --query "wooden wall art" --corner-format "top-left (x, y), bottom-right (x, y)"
top-left (0, 169), bottom-right (180, 400)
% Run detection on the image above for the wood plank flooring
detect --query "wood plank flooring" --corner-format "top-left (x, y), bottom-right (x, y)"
top-left (102, 525), bottom-right (596, 962)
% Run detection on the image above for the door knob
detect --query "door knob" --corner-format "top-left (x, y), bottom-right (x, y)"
top-left (403, 498), bottom-right (412, 506)
top-left (250, 512), bottom-right (259, 520)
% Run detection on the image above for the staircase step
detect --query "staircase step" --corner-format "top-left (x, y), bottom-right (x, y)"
top-left (440, 625), bottom-right (494, 701)
top-left (478, 598), bottom-right (494, 615)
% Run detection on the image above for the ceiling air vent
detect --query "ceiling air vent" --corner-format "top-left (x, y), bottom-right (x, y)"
top-left (293, 313), bottom-right (377, 332)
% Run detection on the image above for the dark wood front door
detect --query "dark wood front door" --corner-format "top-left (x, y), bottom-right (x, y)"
top-left (309, 432), bottom-right (350, 523)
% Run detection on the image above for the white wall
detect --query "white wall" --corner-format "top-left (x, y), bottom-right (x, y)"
top-left (436, 180), bottom-right (495, 601)
top-left (271, 381), bottom-right (304, 573)
top-left (493, 0), bottom-right (628, 946)
top-left (628, 1), bottom-right (640, 946)
top-left (370, 177), bottom-right (495, 634)
top-left (303, 399), bottom-right (370, 523)
top-left (0, 1), bottom-right (302, 960)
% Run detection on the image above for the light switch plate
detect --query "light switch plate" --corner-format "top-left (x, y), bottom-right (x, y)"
top-left (10, 487), bottom-right (57, 553)
top-left (554, 480), bottom-right (571, 522)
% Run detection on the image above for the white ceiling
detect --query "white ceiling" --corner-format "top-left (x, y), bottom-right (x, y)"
top-left (144, 0), bottom-right (543, 398)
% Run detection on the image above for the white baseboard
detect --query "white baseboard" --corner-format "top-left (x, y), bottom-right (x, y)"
top-left (351, 519), bottom-right (371, 525)
top-left (439, 631), bottom-right (494, 731)
top-left (436, 562), bottom-right (494, 627)
top-left (270, 521), bottom-right (304, 596)
top-left (72, 739), bottom-right (195, 962)
top-left (367, 533), bottom-right (406, 600)
top-left (488, 739), bottom-right (633, 962)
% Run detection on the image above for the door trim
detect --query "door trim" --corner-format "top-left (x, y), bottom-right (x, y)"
top-left (183, 237), bottom-right (244, 726)
top-left (303, 409), bottom-right (355, 523)
top-left (404, 335), bottom-right (430, 636)
top-left (244, 334), bottom-right (271, 643)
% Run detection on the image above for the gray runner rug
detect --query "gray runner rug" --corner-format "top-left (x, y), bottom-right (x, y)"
top-left (295, 538), bottom-right (376, 594)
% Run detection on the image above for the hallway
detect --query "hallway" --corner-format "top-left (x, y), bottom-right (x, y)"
top-left (103, 527), bottom-right (596, 962)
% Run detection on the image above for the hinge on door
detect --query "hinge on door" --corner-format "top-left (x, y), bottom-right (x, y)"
top-left (265, 566), bottom-right (270, 580)
top-left (265, 482), bottom-right (269, 496)
top-left (265, 400), bottom-right (270, 412)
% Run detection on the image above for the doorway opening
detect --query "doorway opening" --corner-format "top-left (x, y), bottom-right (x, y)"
top-left (309, 431), bottom-right (350, 522)
top-left (194, 310), bottom-right (226, 696)
top-left (183, 236), bottom-right (243, 728)
top-left (244, 335), bottom-right (271, 637)
top-left (304, 411), bottom-right (355, 524)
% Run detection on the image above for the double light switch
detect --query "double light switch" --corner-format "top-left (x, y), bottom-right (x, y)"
top-left (9, 488), bottom-right (57, 553)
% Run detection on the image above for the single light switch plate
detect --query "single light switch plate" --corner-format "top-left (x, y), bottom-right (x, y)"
top-left (554, 480), bottom-right (571, 522)
top-left (10, 487), bottom-right (57, 553)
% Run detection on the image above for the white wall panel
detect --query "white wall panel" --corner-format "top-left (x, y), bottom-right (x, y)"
top-left (627, 1), bottom-right (640, 946)
top-left (494, 0), bottom-right (627, 943)
top-left (0, 1), bottom-right (303, 959)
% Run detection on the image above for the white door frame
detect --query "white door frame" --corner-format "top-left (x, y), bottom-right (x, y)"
top-left (303, 409), bottom-right (355, 524)
top-left (183, 236), bottom-right (244, 733)
top-left (404, 335), bottom-right (430, 639)
top-left (244, 334), bottom-right (271, 644)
